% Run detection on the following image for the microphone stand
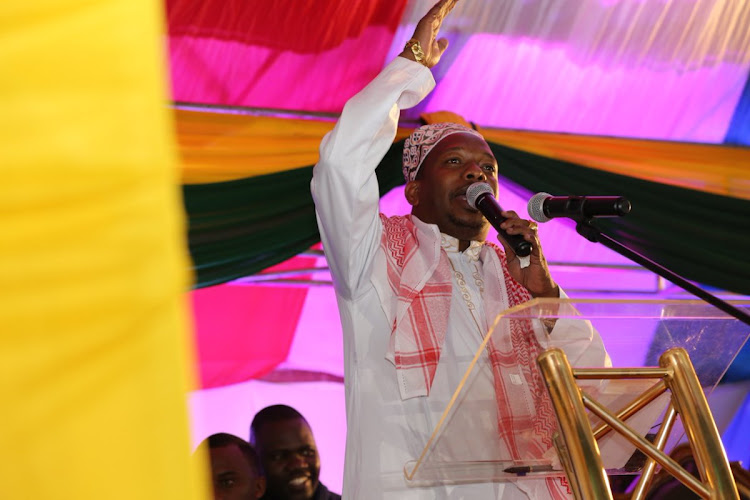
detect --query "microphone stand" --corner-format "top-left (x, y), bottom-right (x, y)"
top-left (575, 218), bottom-right (750, 327)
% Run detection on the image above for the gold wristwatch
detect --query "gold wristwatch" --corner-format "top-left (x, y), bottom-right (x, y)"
top-left (404, 38), bottom-right (427, 67)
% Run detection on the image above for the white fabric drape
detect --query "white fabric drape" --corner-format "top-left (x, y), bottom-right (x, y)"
top-left (389, 0), bottom-right (750, 142)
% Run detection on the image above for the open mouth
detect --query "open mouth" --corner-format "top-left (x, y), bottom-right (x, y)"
top-left (454, 190), bottom-right (479, 211)
top-left (453, 186), bottom-right (469, 201)
top-left (288, 475), bottom-right (310, 489)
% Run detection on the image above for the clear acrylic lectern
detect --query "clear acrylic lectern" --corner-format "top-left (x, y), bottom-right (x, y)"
top-left (403, 299), bottom-right (750, 498)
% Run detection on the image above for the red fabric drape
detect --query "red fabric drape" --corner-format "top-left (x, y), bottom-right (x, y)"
top-left (168, 0), bottom-right (405, 52)
top-left (192, 256), bottom-right (315, 388)
top-left (167, 0), bottom-right (409, 111)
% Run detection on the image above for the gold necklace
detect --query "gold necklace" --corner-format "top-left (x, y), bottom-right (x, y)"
top-left (447, 257), bottom-right (487, 340)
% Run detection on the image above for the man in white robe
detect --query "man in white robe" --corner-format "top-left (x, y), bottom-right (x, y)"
top-left (311, 1), bottom-right (609, 498)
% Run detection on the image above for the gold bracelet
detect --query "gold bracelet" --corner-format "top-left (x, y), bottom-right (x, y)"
top-left (404, 38), bottom-right (428, 67)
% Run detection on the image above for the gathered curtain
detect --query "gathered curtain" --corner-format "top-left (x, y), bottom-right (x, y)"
top-left (167, 0), bottom-right (409, 113)
top-left (168, 0), bottom-right (750, 144)
top-left (179, 110), bottom-right (750, 294)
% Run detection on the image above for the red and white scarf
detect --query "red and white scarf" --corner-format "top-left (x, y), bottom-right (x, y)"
top-left (380, 214), bottom-right (571, 498)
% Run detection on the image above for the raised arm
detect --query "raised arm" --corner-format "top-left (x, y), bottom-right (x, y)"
top-left (311, 0), bottom-right (459, 300)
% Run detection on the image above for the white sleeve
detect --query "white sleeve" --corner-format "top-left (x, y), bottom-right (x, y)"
top-left (311, 57), bottom-right (435, 300)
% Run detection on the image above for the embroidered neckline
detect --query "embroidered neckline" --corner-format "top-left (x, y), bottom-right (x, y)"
top-left (447, 257), bottom-right (486, 339)
top-left (440, 233), bottom-right (483, 262)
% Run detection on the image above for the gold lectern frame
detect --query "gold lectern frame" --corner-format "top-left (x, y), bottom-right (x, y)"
top-left (539, 345), bottom-right (740, 500)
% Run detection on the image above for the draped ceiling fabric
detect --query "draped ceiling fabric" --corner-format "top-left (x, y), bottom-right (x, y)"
top-left (169, 0), bottom-right (750, 141)
top-left (168, 0), bottom-right (409, 112)
top-left (191, 256), bottom-right (316, 388)
top-left (165, 0), bottom-right (750, 390)
top-left (394, 0), bottom-right (750, 141)
top-left (178, 110), bottom-right (750, 388)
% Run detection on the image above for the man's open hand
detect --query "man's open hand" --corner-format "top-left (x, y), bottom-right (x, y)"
top-left (400, 0), bottom-right (459, 68)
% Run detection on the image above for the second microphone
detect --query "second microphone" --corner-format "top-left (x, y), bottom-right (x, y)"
top-left (466, 183), bottom-right (533, 257)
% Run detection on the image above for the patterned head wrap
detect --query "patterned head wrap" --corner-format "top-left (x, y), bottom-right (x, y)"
top-left (402, 123), bottom-right (485, 182)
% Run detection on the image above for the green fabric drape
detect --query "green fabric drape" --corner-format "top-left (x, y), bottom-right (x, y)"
top-left (182, 140), bottom-right (405, 288)
top-left (184, 167), bottom-right (318, 288)
top-left (488, 143), bottom-right (750, 296)
top-left (185, 140), bottom-right (750, 294)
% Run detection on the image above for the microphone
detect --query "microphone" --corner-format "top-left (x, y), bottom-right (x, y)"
top-left (527, 192), bottom-right (631, 223)
top-left (466, 183), bottom-right (532, 257)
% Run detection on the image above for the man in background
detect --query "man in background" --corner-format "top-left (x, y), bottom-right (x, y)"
top-left (198, 433), bottom-right (266, 500)
top-left (250, 405), bottom-right (341, 500)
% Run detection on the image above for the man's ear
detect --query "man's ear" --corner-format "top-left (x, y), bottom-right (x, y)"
top-left (255, 476), bottom-right (266, 499)
top-left (404, 180), bottom-right (420, 207)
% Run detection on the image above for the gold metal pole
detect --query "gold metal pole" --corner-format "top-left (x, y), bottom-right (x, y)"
top-left (660, 348), bottom-right (740, 500)
top-left (582, 391), bottom-right (710, 498)
top-left (631, 404), bottom-right (678, 500)
top-left (574, 368), bottom-right (671, 379)
top-left (552, 432), bottom-right (583, 500)
top-left (538, 348), bottom-right (613, 500)
top-left (591, 380), bottom-right (668, 440)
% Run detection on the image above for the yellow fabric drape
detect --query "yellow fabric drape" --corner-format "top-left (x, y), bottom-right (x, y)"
top-left (177, 109), bottom-right (750, 200)
top-left (1, 1), bottom-right (206, 499)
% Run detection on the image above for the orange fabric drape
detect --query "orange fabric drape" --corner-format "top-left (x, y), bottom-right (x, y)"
top-left (176, 108), bottom-right (410, 184)
top-left (177, 109), bottom-right (336, 183)
top-left (176, 108), bottom-right (750, 200)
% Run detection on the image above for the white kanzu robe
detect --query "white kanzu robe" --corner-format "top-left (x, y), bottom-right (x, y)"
top-left (311, 57), bottom-right (609, 499)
